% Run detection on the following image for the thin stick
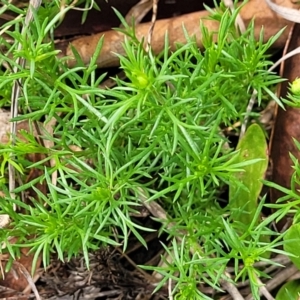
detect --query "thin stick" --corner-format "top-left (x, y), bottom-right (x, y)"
top-left (220, 277), bottom-right (245, 300)
top-left (245, 264), bottom-right (299, 300)
top-left (256, 275), bottom-right (275, 300)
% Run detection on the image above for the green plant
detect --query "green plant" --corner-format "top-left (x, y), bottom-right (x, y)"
top-left (0, 0), bottom-right (290, 299)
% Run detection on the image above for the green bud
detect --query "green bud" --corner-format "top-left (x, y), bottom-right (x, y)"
top-left (291, 78), bottom-right (300, 96)
top-left (136, 74), bottom-right (148, 88)
top-left (131, 70), bottom-right (149, 89)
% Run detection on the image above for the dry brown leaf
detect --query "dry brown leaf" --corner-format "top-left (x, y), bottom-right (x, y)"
top-left (124, 0), bottom-right (153, 25)
top-left (0, 244), bottom-right (41, 296)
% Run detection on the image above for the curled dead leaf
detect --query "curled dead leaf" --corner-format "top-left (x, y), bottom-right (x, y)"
top-left (265, 0), bottom-right (300, 23)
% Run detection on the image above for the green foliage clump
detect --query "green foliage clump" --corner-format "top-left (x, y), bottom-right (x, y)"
top-left (0, 1), bottom-right (291, 299)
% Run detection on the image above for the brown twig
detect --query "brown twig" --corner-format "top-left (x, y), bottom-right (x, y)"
top-left (66, 0), bottom-right (294, 68)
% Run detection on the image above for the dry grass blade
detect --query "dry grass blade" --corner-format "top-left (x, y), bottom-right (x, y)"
top-left (223, 0), bottom-right (246, 32)
top-left (269, 46), bottom-right (300, 73)
top-left (168, 278), bottom-right (173, 300)
top-left (146, 0), bottom-right (159, 51)
top-left (9, 0), bottom-right (42, 203)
